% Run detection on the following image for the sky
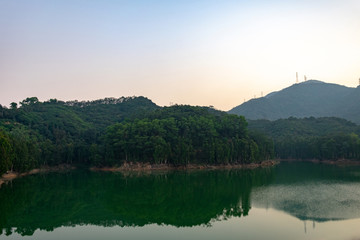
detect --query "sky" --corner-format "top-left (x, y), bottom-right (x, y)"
top-left (1, 0), bottom-right (359, 111)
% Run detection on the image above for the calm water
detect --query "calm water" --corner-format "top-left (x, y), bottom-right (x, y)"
top-left (1, 162), bottom-right (360, 240)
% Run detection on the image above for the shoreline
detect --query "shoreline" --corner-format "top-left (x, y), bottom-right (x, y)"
top-left (1, 161), bottom-right (278, 186)
top-left (278, 158), bottom-right (360, 165)
top-left (90, 160), bottom-right (279, 172)
top-left (0, 164), bottom-right (76, 187)
top-left (3, 158), bottom-right (359, 186)
top-left (2, 158), bottom-right (359, 186)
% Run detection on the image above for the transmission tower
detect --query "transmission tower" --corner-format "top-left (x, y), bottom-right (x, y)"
top-left (296, 72), bottom-right (299, 83)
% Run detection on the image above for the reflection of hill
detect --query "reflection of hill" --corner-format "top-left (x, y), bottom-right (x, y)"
top-left (0, 168), bottom-right (274, 236)
top-left (3, 162), bottom-right (360, 237)
top-left (252, 183), bottom-right (360, 222)
top-left (252, 162), bottom-right (360, 222)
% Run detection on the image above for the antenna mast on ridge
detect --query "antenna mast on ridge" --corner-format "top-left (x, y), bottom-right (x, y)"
top-left (296, 72), bottom-right (299, 83)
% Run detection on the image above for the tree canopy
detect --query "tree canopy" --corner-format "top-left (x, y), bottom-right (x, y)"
top-left (249, 117), bottom-right (360, 160)
top-left (105, 106), bottom-right (273, 166)
top-left (0, 97), bottom-right (273, 174)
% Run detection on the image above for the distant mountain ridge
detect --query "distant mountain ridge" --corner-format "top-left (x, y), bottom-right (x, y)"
top-left (229, 80), bottom-right (360, 124)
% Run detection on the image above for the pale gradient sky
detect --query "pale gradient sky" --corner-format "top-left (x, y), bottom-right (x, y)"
top-left (1, 0), bottom-right (359, 111)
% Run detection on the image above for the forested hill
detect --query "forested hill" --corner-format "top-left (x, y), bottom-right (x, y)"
top-left (248, 117), bottom-right (360, 139)
top-left (229, 80), bottom-right (360, 124)
top-left (0, 97), bottom-right (274, 175)
top-left (1, 96), bottom-right (159, 130)
top-left (0, 96), bottom-right (159, 173)
top-left (248, 117), bottom-right (360, 160)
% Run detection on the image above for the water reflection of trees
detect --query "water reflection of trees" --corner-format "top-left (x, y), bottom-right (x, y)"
top-left (0, 168), bottom-right (275, 236)
top-left (252, 162), bottom-right (360, 222)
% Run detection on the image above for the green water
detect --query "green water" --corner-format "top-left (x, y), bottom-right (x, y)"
top-left (1, 162), bottom-right (360, 239)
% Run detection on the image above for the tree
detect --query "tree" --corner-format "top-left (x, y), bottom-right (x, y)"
top-left (105, 106), bottom-right (267, 166)
top-left (20, 97), bottom-right (39, 107)
top-left (10, 102), bottom-right (17, 110)
top-left (0, 131), bottom-right (13, 174)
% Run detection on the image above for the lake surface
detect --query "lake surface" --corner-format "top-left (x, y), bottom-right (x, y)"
top-left (1, 162), bottom-right (360, 240)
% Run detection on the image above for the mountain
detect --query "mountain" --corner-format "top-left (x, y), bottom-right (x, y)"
top-left (228, 80), bottom-right (360, 124)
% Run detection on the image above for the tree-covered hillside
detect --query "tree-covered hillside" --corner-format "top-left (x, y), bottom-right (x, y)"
top-left (248, 117), bottom-right (360, 139)
top-left (249, 117), bottom-right (360, 160)
top-left (0, 96), bottom-right (159, 174)
top-left (105, 105), bottom-right (274, 166)
top-left (0, 97), bottom-right (273, 175)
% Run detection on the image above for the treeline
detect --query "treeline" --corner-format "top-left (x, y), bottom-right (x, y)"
top-left (0, 128), bottom-right (40, 174)
top-left (275, 134), bottom-right (360, 160)
top-left (3, 96), bottom-right (360, 175)
top-left (105, 106), bottom-right (274, 166)
top-left (3, 96), bottom-right (360, 173)
top-left (0, 96), bottom-right (159, 174)
top-left (249, 117), bottom-right (360, 160)
top-left (0, 97), bottom-right (274, 174)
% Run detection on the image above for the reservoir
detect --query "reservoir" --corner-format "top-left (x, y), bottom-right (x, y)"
top-left (1, 162), bottom-right (360, 240)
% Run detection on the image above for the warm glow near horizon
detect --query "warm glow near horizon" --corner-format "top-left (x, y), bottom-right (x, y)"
top-left (1, 0), bottom-right (359, 111)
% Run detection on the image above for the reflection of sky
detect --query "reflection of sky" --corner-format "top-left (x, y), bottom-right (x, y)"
top-left (2, 208), bottom-right (360, 240)
top-left (251, 181), bottom-right (360, 222)
top-left (1, 0), bottom-right (360, 110)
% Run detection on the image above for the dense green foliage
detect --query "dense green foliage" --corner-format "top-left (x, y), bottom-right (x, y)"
top-left (2, 94), bottom-right (360, 172)
top-left (105, 106), bottom-right (274, 166)
top-left (0, 97), bottom-right (159, 174)
top-left (0, 97), bottom-right (273, 174)
top-left (249, 117), bottom-right (360, 160)
top-left (0, 131), bottom-right (12, 174)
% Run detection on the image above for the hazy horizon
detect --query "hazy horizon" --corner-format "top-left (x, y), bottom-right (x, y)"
top-left (1, 0), bottom-right (360, 111)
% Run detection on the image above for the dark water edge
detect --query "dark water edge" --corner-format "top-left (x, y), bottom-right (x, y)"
top-left (1, 162), bottom-right (360, 239)
top-left (0, 161), bottom-right (278, 187)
